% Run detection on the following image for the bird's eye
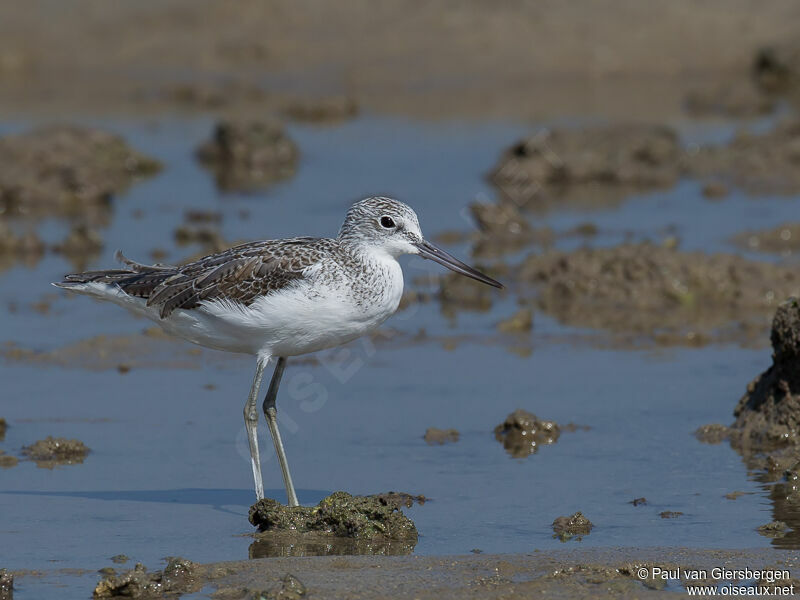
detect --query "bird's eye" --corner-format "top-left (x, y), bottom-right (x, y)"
top-left (380, 216), bottom-right (396, 229)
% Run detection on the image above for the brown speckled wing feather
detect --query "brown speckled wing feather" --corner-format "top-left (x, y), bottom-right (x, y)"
top-left (61, 238), bottom-right (331, 318)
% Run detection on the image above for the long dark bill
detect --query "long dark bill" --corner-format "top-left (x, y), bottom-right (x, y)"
top-left (415, 240), bottom-right (503, 289)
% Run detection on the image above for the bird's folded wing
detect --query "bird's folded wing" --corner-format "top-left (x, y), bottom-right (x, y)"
top-left (145, 240), bottom-right (320, 318)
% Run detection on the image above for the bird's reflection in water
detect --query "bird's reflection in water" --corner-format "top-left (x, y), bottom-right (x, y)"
top-left (249, 533), bottom-right (416, 558)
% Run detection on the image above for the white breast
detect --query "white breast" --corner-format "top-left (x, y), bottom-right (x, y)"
top-left (184, 253), bottom-right (405, 357)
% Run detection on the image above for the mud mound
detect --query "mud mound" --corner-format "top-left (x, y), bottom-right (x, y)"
top-left (0, 451), bottom-right (17, 469)
top-left (470, 201), bottom-right (555, 258)
top-left (733, 298), bottom-right (800, 446)
top-left (552, 512), bottom-right (593, 542)
top-left (424, 428), bottom-right (460, 445)
top-left (93, 557), bottom-right (197, 599)
top-left (196, 119), bottom-right (298, 192)
top-left (248, 491), bottom-right (418, 542)
top-left (490, 124), bottom-right (681, 212)
top-left (0, 125), bottom-right (160, 221)
top-left (520, 243), bottom-right (800, 347)
top-left (687, 119), bottom-right (800, 195)
top-left (494, 409), bottom-right (560, 458)
top-left (21, 436), bottom-right (89, 468)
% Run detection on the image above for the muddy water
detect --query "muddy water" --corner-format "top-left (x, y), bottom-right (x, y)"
top-left (1, 116), bottom-right (799, 598)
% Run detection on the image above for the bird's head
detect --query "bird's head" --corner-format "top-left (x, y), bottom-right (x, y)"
top-left (339, 196), bottom-right (502, 288)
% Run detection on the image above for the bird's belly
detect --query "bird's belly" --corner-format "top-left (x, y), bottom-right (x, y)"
top-left (189, 281), bottom-right (401, 357)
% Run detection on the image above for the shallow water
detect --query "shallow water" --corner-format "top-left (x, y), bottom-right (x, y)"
top-left (1, 115), bottom-right (799, 598)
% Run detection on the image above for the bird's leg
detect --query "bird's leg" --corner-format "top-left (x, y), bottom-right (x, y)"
top-left (262, 356), bottom-right (300, 507)
top-left (244, 358), bottom-right (267, 501)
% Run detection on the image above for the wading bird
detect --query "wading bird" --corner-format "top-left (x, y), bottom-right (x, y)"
top-left (54, 197), bottom-right (502, 506)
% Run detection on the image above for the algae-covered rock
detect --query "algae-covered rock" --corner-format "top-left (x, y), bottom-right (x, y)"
top-left (93, 557), bottom-right (197, 598)
top-left (494, 409), bottom-right (559, 458)
top-left (21, 436), bottom-right (89, 468)
top-left (552, 512), bottom-right (593, 542)
top-left (248, 491), bottom-right (418, 542)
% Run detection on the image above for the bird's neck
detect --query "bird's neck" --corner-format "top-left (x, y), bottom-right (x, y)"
top-left (339, 238), bottom-right (398, 266)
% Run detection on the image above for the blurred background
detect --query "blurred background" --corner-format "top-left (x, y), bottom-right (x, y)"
top-left (2, 1), bottom-right (800, 597)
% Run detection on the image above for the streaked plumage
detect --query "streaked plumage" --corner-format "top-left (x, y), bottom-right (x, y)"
top-left (54, 196), bottom-right (502, 506)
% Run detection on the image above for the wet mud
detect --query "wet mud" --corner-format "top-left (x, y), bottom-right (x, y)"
top-left (520, 243), bottom-right (800, 347)
top-left (494, 409), bottom-right (560, 458)
top-left (438, 271), bottom-right (497, 315)
top-left (424, 427), bottom-right (460, 445)
top-left (1, 331), bottom-right (209, 371)
top-left (0, 224), bottom-right (45, 270)
top-left (684, 79), bottom-right (776, 118)
top-left (168, 548), bottom-right (796, 600)
top-left (0, 125), bottom-right (160, 221)
top-left (490, 124), bottom-right (681, 213)
top-left (93, 557), bottom-right (197, 599)
top-left (469, 202), bottom-right (554, 258)
top-left (196, 120), bottom-right (298, 192)
top-left (496, 308), bottom-right (533, 334)
top-left (20, 436), bottom-right (89, 468)
top-left (280, 95), bottom-right (358, 124)
top-left (732, 223), bottom-right (800, 257)
top-left (51, 224), bottom-right (104, 270)
top-left (248, 492), bottom-right (419, 545)
top-left (687, 119), bottom-right (800, 195)
top-left (487, 114), bottom-right (800, 217)
top-left (0, 451), bottom-right (18, 469)
top-left (552, 512), bottom-right (594, 542)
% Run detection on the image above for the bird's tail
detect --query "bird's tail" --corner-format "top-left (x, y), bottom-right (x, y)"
top-left (52, 251), bottom-right (175, 295)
